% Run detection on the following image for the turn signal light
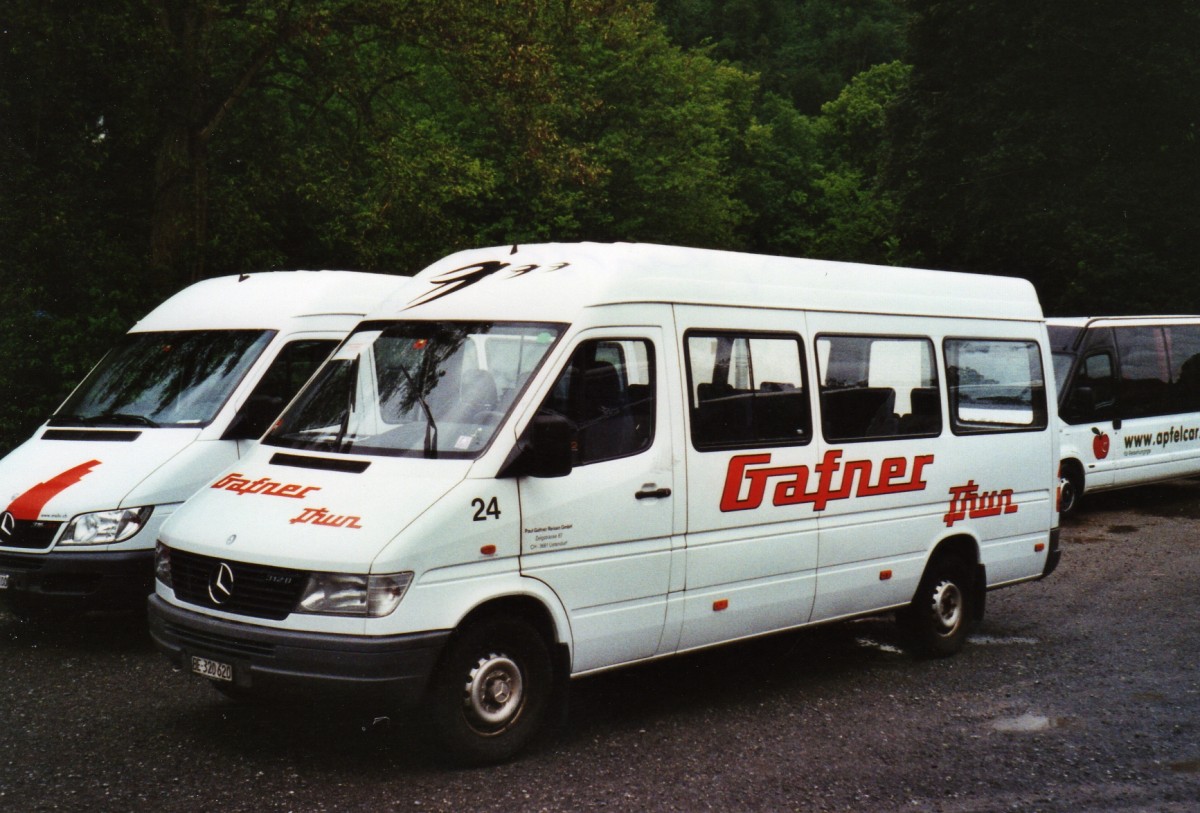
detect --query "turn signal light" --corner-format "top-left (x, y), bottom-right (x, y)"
top-left (713, 599), bottom-right (729, 612)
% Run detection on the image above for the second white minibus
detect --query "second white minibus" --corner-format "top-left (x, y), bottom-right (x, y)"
top-left (0, 271), bottom-right (408, 615)
top-left (149, 243), bottom-right (1060, 763)
top-left (1050, 315), bottom-right (1200, 512)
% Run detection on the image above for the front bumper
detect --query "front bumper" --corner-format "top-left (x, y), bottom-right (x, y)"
top-left (147, 595), bottom-right (450, 705)
top-left (0, 548), bottom-right (153, 612)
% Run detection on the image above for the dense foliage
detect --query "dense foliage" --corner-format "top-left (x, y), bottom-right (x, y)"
top-left (1, 0), bottom-right (1196, 451)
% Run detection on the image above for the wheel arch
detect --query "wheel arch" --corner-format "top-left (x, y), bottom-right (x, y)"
top-left (454, 593), bottom-right (571, 678)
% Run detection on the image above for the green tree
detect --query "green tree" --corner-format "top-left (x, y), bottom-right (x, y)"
top-left (0, 0), bottom-right (758, 451)
top-left (889, 0), bottom-right (1200, 313)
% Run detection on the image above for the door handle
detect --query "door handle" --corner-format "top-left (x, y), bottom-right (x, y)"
top-left (635, 486), bottom-right (672, 500)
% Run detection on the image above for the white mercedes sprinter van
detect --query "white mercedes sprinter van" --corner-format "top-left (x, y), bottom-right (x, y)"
top-left (0, 271), bottom-right (407, 615)
top-left (149, 244), bottom-right (1060, 763)
top-left (1049, 315), bottom-right (1200, 512)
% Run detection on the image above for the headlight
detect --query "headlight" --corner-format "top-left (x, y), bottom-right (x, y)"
top-left (296, 572), bottom-right (413, 618)
top-left (59, 507), bottom-right (153, 545)
top-left (154, 542), bottom-right (172, 588)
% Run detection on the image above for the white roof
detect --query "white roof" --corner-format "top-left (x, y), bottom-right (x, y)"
top-left (1048, 315), bottom-right (1200, 327)
top-left (375, 243), bottom-right (1044, 323)
top-left (132, 271), bottom-right (410, 332)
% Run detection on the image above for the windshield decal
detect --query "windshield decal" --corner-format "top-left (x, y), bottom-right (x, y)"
top-left (405, 260), bottom-right (569, 309)
top-left (5, 460), bottom-right (101, 520)
top-left (210, 472), bottom-right (321, 499)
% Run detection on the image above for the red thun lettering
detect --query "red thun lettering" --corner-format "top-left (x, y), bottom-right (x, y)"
top-left (943, 480), bottom-right (1019, 527)
top-left (720, 450), bottom-right (934, 513)
top-left (288, 507), bottom-right (364, 529)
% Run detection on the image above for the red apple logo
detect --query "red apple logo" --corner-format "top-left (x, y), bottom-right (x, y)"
top-left (1092, 427), bottom-right (1110, 460)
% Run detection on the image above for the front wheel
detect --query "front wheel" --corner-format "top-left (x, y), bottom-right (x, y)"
top-left (1058, 464), bottom-right (1083, 515)
top-left (425, 616), bottom-right (555, 765)
top-left (898, 555), bottom-right (975, 658)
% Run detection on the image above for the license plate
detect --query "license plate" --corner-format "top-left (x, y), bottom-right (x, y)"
top-left (0, 573), bottom-right (9, 589)
top-left (191, 655), bottom-right (233, 682)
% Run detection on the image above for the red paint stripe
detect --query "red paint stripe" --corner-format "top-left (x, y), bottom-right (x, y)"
top-left (5, 460), bottom-right (101, 520)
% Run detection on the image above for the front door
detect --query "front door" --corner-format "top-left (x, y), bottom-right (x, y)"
top-left (518, 329), bottom-right (675, 673)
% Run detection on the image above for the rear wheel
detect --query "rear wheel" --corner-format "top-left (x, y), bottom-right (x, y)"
top-left (426, 616), bottom-right (554, 765)
top-left (899, 555), bottom-right (975, 657)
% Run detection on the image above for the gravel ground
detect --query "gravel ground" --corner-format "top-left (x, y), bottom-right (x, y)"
top-left (1, 480), bottom-right (1198, 812)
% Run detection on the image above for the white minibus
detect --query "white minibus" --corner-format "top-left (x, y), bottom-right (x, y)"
top-left (148, 244), bottom-right (1060, 763)
top-left (1049, 315), bottom-right (1200, 512)
top-left (0, 271), bottom-right (408, 615)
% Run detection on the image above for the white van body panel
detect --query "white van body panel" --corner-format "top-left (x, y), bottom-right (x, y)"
top-left (149, 243), bottom-right (1059, 737)
top-left (0, 270), bottom-right (409, 609)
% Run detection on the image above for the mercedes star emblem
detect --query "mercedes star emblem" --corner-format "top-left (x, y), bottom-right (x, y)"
top-left (0, 512), bottom-right (15, 539)
top-left (208, 562), bottom-right (235, 605)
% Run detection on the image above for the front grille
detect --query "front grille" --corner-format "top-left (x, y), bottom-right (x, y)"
top-left (0, 520), bottom-right (63, 550)
top-left (160, 620), bottom-right (275, 658)
top-left (169, 548), bottom-right (308, 621)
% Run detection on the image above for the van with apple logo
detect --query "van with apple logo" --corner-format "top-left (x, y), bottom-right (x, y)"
top-left (1050, 315), bottom-right (1200, 512)
top-left (148, 243), bottom-right (1060, 763)
top-left (0, 271), bottom-right (409, 616)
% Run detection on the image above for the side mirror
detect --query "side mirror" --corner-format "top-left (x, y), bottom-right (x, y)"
top-left (498, 413), bottom-right (574, 478)
top-left (1066, 385), bottom-right (1096, 419)
top-left (221, 394), bottom-right (284, 441)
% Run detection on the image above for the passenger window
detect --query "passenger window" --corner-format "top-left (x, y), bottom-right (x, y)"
top-left (945, 338), bottom-right (1047, 433)
top-left (817, 335), bottom-right (940, 442)
top-left (538, 339), bottom-right (654, 465)
top-left (685, 332), bottom-right (809, 450)
top-left (1114, 326), bottom-right (1170, 418)
top-left (1165, 325), bottom-right (1200, 412)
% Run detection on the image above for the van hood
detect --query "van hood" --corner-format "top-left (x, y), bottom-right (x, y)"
top-left (160, 450), bottom-right (471, 573)
top-left (0, 428), bottom-right (202, 523)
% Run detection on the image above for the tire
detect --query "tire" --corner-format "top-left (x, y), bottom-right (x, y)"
top-left (426, 616), bottom-right (555, 765)
top-left (1058, 464), bottom-right (1083, 515)
top-left (899, 555), bottom-right (975, 658)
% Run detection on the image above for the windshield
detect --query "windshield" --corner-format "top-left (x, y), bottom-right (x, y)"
top-left (51, 330), bottom-right (275, 428)
top-left (265, 321), bottom-right (564, 458)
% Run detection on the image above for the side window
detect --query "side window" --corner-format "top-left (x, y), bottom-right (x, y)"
top-left (945, 338), bottom-right (1047, 434)
top-left (817, 335), bottom-right (940, 442)
top-left (538, 339), bottom-right (654, 466)
top-left (685, 332), bottom-right (809, 450)
top-left (1114, 326), bottom-right (1170, 418)
top-left (237, 340), bottom-right (338, 437)
top-left (1063, 351), bottom-right (1116, 423)
top-left (1165, 324), bottom-right (1200, 412)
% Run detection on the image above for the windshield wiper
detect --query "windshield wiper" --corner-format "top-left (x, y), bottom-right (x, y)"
top-left (396, 364), bottom-right (438, 459)
top-left (332, 357), bottom-right (360, 453)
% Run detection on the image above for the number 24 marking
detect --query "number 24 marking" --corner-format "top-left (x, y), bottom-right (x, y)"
top-left (472, 497), bottom-right (501, 521)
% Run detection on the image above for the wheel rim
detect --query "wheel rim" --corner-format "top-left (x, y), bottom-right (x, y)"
top-left (462, 652), bottom-right (524, 733)
top-left (930, 579), bottom-right (963, 635)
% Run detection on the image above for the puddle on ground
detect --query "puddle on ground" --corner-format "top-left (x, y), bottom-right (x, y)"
top-left (1106, 524), bottom-right (1139, 535)
top-left (1170, 760), bottom-right (1200, 773)
top-left (971, 634), bottom-right (1039, 645)
top-left (854, 636), bottom-right (905, 655)
top-left (990, 713), bottom-right (1072, 732)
